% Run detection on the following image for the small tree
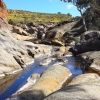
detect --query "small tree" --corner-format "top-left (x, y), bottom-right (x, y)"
top-left (8, 19), bottom-right (15, 25)
top-left (90, 0), bottom-right (100, 16)
top-left (58, 12), bottom-right (61, 14)
top-left (24, 17), bottom-right (28, 24)
top-left (67, 13), bottom-right (72, 16)
top-left (61, 0), bottom-right (91, 31)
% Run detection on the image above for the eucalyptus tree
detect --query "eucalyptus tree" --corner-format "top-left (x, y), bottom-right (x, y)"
top-left (90, 0), bottom-right (100, 16)
top-left (61, 0), bottom-right (91, 31)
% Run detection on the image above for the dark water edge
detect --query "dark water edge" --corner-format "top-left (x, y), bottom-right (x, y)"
top-left (65, 56), bottom-right (82, 78)
top-left (0, 56), bottom-right (82, 100)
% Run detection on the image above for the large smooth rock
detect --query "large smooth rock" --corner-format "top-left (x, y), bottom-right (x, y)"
top-left (0, 17), bottom-right (9, 31)
top-left (65, 46), bottom-right (72, 55)
top-left (26, 26), bottom-right (38, 34)
top-left (24, 42), bottom-right (52, 56)
top-left (73, 31), bottom-right (100, 55)
top-left (51, 39), bottom-right (64, 46)
top-left (13, 26), bottom-right (29, 36)
top-left (52, 46), bottom-right (72, 55)
top-left (46, 21), bottom-right (76, 40)
top-left (12, 33), bottom-right (33, 40)
top-left (0, 29), bottom-right (35, 74)
top-left (0, 17), bottom-right (33, 75)
top-left (68, 73), bottom-right (100, 85)
top-left (0, 46), bottom-right (22, 75)
top-left (76, 51), bottom-right (100, 75)
top-left (44, 80), bottom-right (100, 100)
top-left (39, 44), bottom-right (52, 54)
top-left (19, 65), bottom-right (72, 100)
top-left (43, 21), bottom-right (77, 46)
top-left (41, 39), bottom-right (64, 46)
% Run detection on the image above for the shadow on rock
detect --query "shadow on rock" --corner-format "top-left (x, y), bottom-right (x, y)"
top-left (44, 80), bottom-right (100, 100)
top-left (19, 90), bottom-right (45, 100)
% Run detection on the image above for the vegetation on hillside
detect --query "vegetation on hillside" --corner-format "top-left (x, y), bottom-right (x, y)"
top-left (8, 10), bottom-right (72, 25)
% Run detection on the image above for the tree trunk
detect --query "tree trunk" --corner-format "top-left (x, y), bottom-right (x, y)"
top-left (77, 7), bottom-right (87, 32)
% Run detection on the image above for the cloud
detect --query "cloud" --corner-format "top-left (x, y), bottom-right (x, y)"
top-left (49, 0), bottom-right (54, 3)
top-left (67, 4), bottom-right (74, 9)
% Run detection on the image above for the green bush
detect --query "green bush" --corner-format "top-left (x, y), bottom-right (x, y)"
top-left (8, 19), bottom-right (16, 25)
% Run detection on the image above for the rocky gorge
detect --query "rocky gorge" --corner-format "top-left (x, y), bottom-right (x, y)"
top-left (0, 0), bottom-right (100, 100)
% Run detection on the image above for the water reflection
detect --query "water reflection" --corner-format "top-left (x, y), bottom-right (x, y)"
top-left (65, 56), bottom-right (82, 78)
top-left (0, 60), bottom-right (55, 100)
top-left (0, 61), bottom-right (39, 100)
top-left (0, 56), bottom-right (82, 100)
top-left (0, 73), bottom-right (20, 95)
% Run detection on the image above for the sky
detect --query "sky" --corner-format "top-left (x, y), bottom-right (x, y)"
top-left (3, 0), bottom-right (81, 17)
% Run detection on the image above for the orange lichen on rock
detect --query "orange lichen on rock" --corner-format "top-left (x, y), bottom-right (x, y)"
top-left (0, 0), bottom-right (8, 22)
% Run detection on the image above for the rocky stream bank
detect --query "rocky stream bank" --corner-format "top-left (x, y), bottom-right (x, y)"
top-left (0, 0), bottom-right (100, 99)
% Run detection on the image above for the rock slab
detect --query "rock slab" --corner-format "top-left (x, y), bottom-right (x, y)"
top-left (19, 65), bottom-right (72, 100)
top-left (44, 74), bottom-right (100, 100)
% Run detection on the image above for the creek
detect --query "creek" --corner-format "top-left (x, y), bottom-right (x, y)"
top-left (0, 56), bottom-right (82, 100)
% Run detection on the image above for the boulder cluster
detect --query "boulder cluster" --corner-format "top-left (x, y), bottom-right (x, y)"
top-left (0, 0), bottom-right (100, 100)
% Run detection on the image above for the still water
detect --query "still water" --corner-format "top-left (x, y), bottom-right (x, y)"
top-left (0, 56), bottom-right (82, 100)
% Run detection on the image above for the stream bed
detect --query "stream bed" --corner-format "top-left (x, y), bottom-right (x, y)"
top-left (0, 56), bottom-right (82, 100)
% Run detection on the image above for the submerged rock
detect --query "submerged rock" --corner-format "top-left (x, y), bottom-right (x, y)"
top-left (13, 73), bottom-right (40, 95)
top-left (39, 57), bottom-right (52, 66)
top-left (56, 57), bottom-right (68, 63)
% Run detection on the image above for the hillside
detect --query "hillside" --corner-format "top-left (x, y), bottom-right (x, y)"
top-left (8, 10), bottom-right (72, 25)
